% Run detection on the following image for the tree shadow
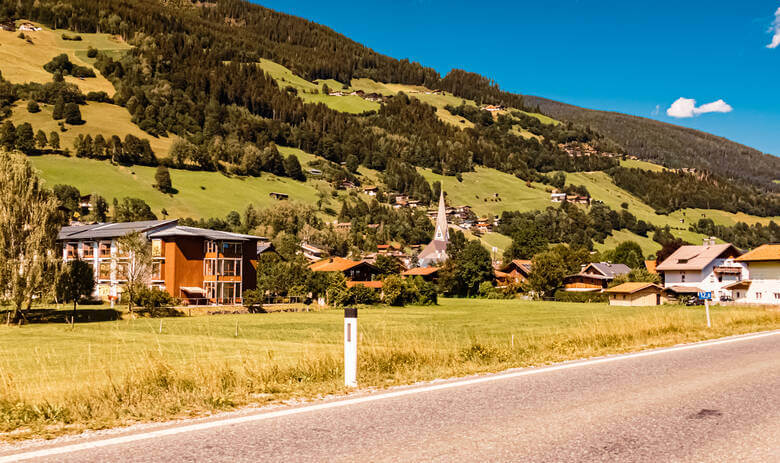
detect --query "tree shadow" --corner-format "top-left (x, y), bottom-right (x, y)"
top-left (0, 308), bottom-right (123, 324)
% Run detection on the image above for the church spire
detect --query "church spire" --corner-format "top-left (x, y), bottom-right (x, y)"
top-left (433, 189), bottom-right (448, 242)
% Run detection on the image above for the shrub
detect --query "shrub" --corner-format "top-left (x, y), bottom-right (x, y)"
top-left (132, 287), bottom-right (180, 317)
top-left (347, 284), bottom-right (379, 305)
top-left (382, 275), bottom-right (408, 306)
top-left (553, 289), bottom-right (609, 303)
top-left (242, 289), bottom-right (264, 313)
top-left (86, 47), bottom-right (98, 58)
top-left (26, 100), bottom-right (40, 113)
top-left (64, 102), bottom-right (83, 125)
top-left (61, 33), bottom-right (82, 41)
top-left (86, 91), bottom-right (111, 103)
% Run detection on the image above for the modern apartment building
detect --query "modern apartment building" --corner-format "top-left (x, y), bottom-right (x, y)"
top-left (58, 220), bottom-right (262, 305)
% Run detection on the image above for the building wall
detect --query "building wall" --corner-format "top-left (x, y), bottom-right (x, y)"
top-left (165, 237), bottom-right (205, 299)
top-left (735, 262), bottom-right (780, 305)
top-left (609, 289), bottom-right (664, 306)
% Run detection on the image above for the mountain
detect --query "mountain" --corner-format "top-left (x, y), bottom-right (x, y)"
top-left (1, 0), bottom-right (779, 254)
top-left (523, 96), bottom-right (780, 189)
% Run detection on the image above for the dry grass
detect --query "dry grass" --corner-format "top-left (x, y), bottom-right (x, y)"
top-left (0, 300), bottom-right (776, 441)
top-left (0, 24), bottom-right (128, 95)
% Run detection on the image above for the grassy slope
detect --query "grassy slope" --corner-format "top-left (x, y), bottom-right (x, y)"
top-left (1, 299), bottom-right (776, 440)
top-left (418, 166), bottom-right (551, 217)
top-left (0, 25), bottom-right (128, 95)
top-left (29, 152), bottom-right (333, 219)
top-left (257, 59), bottom-right (380, 114)
top-left (11, 100), bottom-right (176, 157)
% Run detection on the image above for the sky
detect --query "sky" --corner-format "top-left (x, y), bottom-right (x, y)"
top-left (252, 1), bottom-right (780, 155)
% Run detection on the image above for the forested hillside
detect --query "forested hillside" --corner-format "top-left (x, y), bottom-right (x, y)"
top-left (523, 96), bottom-right (780, 189)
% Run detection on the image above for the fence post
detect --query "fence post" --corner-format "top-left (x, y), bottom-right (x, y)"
top-left (344, 307), bottom-right (358, 387)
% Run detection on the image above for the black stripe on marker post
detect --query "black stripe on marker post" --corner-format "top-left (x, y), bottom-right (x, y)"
top-left (344, 307), bottom-right (358, 318)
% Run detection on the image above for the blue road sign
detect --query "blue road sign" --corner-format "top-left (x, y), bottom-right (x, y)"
top-left (698, 291), bottom-right (712, 301)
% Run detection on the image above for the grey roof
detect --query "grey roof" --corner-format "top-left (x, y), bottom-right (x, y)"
top-left (58, 221), bottom-right (263, 242)
top-left (147, 225), bottom-right (263, 241)
top-left (58, 220), bottom-right (176, 240)
top-left (585, 262), bottom-right (631, 279)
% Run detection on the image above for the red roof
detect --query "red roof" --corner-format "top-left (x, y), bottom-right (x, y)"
top-left (309, 257), bottom-right (365, 272)
top-left (402, 267), bottom-right (440, 276)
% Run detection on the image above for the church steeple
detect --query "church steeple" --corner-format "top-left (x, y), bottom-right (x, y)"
top-left (433, 189), bottom-right (448, 242)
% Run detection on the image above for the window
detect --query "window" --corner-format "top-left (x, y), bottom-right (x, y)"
top-left (756, 292), bottom-right (763, 299)
top-left (99, 241), bottom-right (112, 257)
top-left (115, 262), bottom-right (129, 281)
top-left (774, 293), bottom-right (780, 300)
top-left (205, 240), bottom-right (218, 254)
top-left (82, 242), bottom-right (95, 258)
top-left (204, 259), bottom-right (217, 276)
top-left (98, 262), bottom-right (111, 280)
top-left (223, 242), bottom-right (242, 256)
top-left (66, 243), bottom-right (77, 258)
top-left (151, 239), bottom-right (163, 257)
top-left (151, 261), bottom-right (163, 281)
top-left (222, 259), bottom-right (238, 276)
top-left (681, 273), bottom-right (686, 283)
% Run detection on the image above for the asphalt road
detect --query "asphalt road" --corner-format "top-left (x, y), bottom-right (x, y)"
top-left (4, 331), bottom-right (779, 463)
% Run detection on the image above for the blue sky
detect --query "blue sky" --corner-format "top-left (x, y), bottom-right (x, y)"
top-left (253, 1), bottom-right (780, 155)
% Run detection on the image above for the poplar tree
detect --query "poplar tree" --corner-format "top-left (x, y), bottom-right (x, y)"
top-left (0, 152), bottom-right (60, 322)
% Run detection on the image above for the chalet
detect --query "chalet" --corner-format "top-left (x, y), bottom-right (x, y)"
top-left (606, 283), bottom-right (667, 307)
top-left (496, 260), bottom-right (533, 287)
top-left (656, 240), bottom-right (745, 300)
top-left (476, 221), bottom-right (492, 234)
top-left (334, 222), bottom-right (352, 231)
top-left (563, 262), bottom-right (631, 292)
top-left (551, 192), bottom-right (567, 203)
top-left (269, 192), bottom-right (289, 200)
top-left (257, 242), bottom-right (282, 259)
top-left (402, 266), bottom-right (440, 282)
top-left (308, 168), bottom-right (323, 176)
top-left (301, 242), bottom-right (327, 262)
top-left (58, 220), bottom-right (262, 305)
top-left (364, 93), bottom-right (383, 102)
top-left (309, 257), bottom-right (382, 288)
top-left (482, 105), bottom-right (503, 112)
top-left (362, 186), bottom-right (378, 196)
top-left (338, 180), bottom-right (357, 190)
top-left (328, 91), bottom-right (344, 97)
top-left (0, 21), bottom-right (15, 32)
top-left (725, 244), bottom-right (780, 305)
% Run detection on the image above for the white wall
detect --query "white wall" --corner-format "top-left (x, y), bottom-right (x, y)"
top-left (662, 258), bottom-right (747, 299)
top-left (734, 262), bottom-right (780, 305)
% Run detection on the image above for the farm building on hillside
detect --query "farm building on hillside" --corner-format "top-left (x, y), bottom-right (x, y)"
top-left (656, 240), bottom-right (745, 301)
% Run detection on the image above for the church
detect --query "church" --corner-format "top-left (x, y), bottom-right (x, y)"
top-left (417, 190), bottom-right (449, 267)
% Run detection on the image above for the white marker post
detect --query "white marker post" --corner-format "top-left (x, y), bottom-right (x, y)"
top-left (344, 307), bottom-right (358, 387)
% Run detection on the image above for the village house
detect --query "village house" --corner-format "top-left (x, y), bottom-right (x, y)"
top-left (18, 22), bottom-right (42, 32)
top-left (655, 239), bottom-right (745, 301)
top-left (301, 242), bottom-right (327, 262)
top-left (58, 220), bottom-right (262, 305)
top-left (402, 266), bottom-right (440, 282)
top-left (563, 262), bottom-right (631, 292)
top-left (309, 257), bottom-right (382, 288)
top-left (495, 260), bottom-right (533, 287)
top-left (362, 186), bottom-right (378, 197)
top-left (550, 191), bottom-right (567, 203)
top-left (482, 105), bottom-right (503, 112)
top-left (268, 192), bottom-right (289, 200)
top-left (606, 283), bottom-right (667, 307)
top-left (725, 244), bottom-right (780, 305)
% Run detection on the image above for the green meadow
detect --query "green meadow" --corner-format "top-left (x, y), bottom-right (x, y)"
top-left (0, 299), bottom-right (776, 440)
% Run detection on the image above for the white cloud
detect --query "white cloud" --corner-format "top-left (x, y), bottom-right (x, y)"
top-left (768, 7), bottom-right (780, 48)
top-left (666, 97), bottom-right (733, 118)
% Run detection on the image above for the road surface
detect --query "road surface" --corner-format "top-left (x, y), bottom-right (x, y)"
top-left (3, 331), bottom-right (779, 462)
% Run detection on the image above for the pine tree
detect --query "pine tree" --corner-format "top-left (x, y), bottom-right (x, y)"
top-left (64, 102), bottom-right (83, 125)
top-left (35, 130), bottom-right (48, 149)
top-left (0, 121), bottom-right (16, 151)
top-left (154, 165), bottom-right (173, 193)
top-left (14, 123), bottom-right (35, 153)
top-left (48, 131), bottom-right (60, 149)
top-left (52, 96), bottom-right (65, 120)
